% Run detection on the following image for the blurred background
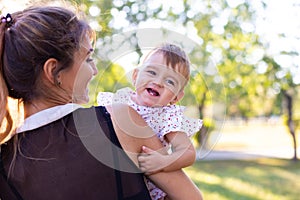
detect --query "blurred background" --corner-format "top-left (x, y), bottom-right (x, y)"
top-left (1, 0), bottom-right (300, 199)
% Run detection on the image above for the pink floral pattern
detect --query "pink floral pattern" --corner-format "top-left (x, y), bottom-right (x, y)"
top-left (97, 88), bottom-right (202, 146)
top-left (97, 87), bottom-right (203, 200)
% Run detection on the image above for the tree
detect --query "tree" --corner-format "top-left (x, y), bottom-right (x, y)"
top-left (70, 0), bottom-right (134, 106)
top-left (72, 0), bottom-right (299, 159)
top-left (78, 0), bottom-right (264, 147)
top-left (263, 56), bottom-right (298, 161)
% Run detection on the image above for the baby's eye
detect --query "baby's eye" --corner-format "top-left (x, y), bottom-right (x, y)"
top-left (166, 79), bottom-right (175, 86)
top-left (147, 70), bottom-right (156, 75)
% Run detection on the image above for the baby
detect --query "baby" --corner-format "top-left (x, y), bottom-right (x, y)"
top-left (97, 43), bottom-right (202, 200)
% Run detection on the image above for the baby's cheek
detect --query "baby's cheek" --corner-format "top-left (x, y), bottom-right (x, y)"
top-left (165, 86), bottom-right (178, 95)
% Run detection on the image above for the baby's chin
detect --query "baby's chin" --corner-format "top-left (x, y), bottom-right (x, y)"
top-left (141, 101), bottom-right (165, 107)
top-left (132, 94), bottom-right (164, 107)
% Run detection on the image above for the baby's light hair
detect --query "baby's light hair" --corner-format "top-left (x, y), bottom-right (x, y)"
top-left (143, 43), bottom-right (190, 86)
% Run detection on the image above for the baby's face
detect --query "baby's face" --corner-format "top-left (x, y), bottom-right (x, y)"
top-left (132, 53), bottom-right (187, 107)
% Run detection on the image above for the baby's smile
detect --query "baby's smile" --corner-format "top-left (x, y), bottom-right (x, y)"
top-left (147, 88), bottom-right (160, 96)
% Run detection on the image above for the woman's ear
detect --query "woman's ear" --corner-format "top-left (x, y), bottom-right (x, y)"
top-left (43, 58), bottom-right (59, 85)
top-left (132, 69), bottom-right (139, 86)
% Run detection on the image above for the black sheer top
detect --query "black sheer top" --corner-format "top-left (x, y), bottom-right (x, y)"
top-left (0, 106), bottom-right (151, 200)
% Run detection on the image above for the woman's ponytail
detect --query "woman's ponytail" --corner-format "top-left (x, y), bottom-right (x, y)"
top-left (0, 22), bottom-right (13, 144)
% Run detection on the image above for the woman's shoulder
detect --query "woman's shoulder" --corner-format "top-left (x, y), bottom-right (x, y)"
top-left (73, 105), bottom-right (112, 124)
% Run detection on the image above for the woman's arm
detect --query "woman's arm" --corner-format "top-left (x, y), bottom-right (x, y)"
top-left (138, 131), bottom-right (196, 173)
top-left (108, 104), bottom-right (203, 200)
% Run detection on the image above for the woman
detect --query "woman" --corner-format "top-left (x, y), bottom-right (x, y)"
top-left (0, 6), bottom-right (203, 200)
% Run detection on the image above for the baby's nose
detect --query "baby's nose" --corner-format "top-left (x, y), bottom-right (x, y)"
top-left (153, 78), bottom-right (164, 87)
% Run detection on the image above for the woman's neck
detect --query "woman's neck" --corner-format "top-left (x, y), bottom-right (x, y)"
top-left (24, 99), bottom-right (61, 118)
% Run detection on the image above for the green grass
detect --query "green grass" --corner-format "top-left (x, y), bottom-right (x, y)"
top-left (185, 158), bottom-right (300, 200)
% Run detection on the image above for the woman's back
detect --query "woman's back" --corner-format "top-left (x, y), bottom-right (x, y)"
top-left (0, 106), bottom-right (151, 200)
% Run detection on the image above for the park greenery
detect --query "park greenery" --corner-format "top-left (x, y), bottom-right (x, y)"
top-left (1, 0), bottom-right (300, 197)
top-left (66, 0), bottom-right (300, 160)
top-left (186, 158), bottom-right (300, 200)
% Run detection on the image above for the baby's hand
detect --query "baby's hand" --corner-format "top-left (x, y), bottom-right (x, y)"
top-left (138, 146), bottom-right (166, 175)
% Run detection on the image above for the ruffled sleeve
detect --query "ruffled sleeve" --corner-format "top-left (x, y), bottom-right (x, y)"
top-left (97, 92), bottom-right (114, 106)
top-left (97, 89), bottom-right (203, 140)
top-left (151, 105), bottom-right (203, 138)
top-left (97, 87), bottom-right (133, 106)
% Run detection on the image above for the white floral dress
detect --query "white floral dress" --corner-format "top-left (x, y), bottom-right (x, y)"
top-left (97, 87), bottom-right (202, 200)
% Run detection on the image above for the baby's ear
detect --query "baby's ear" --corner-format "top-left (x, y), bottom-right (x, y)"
top-left (131, 69), bottom-right (139, 85)
top-left (171, 90), bottom-right (184, 104)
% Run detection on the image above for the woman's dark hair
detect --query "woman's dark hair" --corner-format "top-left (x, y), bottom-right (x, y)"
top-left (0, 6), bottom-right (93, 142)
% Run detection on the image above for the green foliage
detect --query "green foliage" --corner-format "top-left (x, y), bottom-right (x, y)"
top-left (70, 1), bottom-right (300, 154)
top-left (72, 0), bottom-right (300, 119)
top-left (87, 62), bottom-right (132, 106)
top-left (194, 118), bottom-right (216, 148)
top-left (186, 158), bottom-right (300, 200)
top-left (74, 0), bottom-right (266, 119)
top-left (282, 115), bottom-right (300, 132)
top-left (75, 0), bottom-right (113, 38)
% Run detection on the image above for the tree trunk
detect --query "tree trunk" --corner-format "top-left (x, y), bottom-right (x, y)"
top-left (198, 91), bottom-right (207, 149)
top-left (283, 91), bottom-right (298, 161)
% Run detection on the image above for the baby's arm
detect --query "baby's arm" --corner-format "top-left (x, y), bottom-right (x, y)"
top-left (109, 104), bottom-right (203, 200)
top-left (138, 131), bottom-right (196, 173)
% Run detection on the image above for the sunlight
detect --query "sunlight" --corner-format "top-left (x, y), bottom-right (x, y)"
top-left (184, 168), bottom-right (222, 185)
top-left (255, 158), bottom-right (291, 167)
top-left (271, 168), bottom-right (300, 187)
top-left (0, 98), bottom-right (24, 142)
top-left (8, 97), bottom-right (24, 128)
top-left (244, 167), bottom-right (265, 177)
top-left (0, 0), bottom-right (28, 13)
top-left (223, 177), bottom-right (286, 200)
top-left (196, 172), bottom-right (221, 185)
top-left (255, 0), bottom-right (300, 80)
